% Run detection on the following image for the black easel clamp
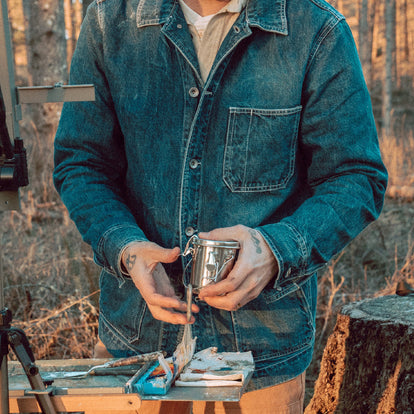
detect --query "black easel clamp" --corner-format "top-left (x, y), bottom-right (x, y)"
top-left (0, 86), bottom-right (29, 192)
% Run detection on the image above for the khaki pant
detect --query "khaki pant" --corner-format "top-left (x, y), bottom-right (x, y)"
top-left (137, 373), bottom-right (305, 414)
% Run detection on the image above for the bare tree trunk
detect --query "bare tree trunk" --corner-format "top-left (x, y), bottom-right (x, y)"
top-left (72, 0), bottom-right (82, 48)
top-left (64, 0), bottom-right (73, 68)
top-left (391, 0), bottom-right (397, 82)
top-left (358, 0), bottom-right (376, 90)
top-left (382, 0), bottom-right (395, 137)
top-left (306, 296), bottom-right (414, 414)
top-left (64, 0), bottom-right (83, 66)
top-left (27, 0), bottom-right (67, 138)
top-left (402, 0), bottom-right (409, 61)
top-left (359, 0), bottom-right (369, 86)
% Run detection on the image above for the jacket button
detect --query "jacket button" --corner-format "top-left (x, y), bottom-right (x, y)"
top-left (185, 227), bottom-right (195, 237)
top-left (189, 87), bottom-right (199, 98)
top-left (189, 159), bottom-right (200, 169)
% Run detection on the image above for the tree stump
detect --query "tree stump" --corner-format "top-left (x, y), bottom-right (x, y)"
top-left (305, 295), bottom-right (414, 414)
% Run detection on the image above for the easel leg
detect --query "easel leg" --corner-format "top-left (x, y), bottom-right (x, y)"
top-left (0, 245), bottom-right (9, 414)
top-left (0, 354), bottom-right (10, 414)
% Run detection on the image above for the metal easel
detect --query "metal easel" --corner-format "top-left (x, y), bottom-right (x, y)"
top-left (0, 1), bottom-right (94, 412)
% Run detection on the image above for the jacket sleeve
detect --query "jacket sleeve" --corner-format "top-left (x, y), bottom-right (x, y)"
top-left (257, 18), bottom-right (387, 288)
top-left (53, 5), bottom-right (148, 279)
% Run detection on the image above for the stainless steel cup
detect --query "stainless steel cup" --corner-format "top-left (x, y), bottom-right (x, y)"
top-left (183, 235), bottom-right (240, 293)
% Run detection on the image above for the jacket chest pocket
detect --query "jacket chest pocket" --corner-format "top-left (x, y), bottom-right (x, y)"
top-left (223, 106), bottom-right (302, 192)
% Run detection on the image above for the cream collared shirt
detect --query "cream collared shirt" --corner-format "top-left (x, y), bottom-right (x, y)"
top-left (178, 0), bottom-right (247, 82)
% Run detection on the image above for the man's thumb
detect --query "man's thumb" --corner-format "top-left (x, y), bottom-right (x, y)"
top-left (155, 245), bottom-right (181, 264)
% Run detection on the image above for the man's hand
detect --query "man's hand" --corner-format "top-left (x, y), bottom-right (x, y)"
top-left (122, 242), bottom-right (199, 324)
top-left (197, 225), bottom-right (278, 311)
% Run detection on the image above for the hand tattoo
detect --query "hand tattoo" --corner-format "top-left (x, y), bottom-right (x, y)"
top-left (248, 229), bottom-right (262, 254)
top-left (125, 253), bottom-right (137, 271)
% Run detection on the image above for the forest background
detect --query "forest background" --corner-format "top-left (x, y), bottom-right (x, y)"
top-left (1, 0), bottom-right (414, 405)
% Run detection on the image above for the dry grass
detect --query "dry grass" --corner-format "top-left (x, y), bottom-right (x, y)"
top-left (2, 117), bottom-right (101, 360)
top-left (13, 291), bottom-right (99, 359)
top-left (1, 205), bottom-right (101, 359)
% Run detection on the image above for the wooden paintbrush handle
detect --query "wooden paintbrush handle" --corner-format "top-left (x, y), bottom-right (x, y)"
top-left (108, 351), bottom-right (165, 367)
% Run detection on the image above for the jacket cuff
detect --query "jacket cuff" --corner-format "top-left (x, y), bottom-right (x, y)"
top-left (257, 222), bottom-right (309, 289)
top-left (95, 224), bottom-right (148, 282)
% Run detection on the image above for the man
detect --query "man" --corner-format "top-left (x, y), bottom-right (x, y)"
top-left (53, 0), bottom-right (387, 411)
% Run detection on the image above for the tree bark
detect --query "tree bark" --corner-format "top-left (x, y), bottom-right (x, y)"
top-left (305, 295), bottom-right (414, 414)
top-left (358, 0), bottom-right (371, 87)
top-left (402, 0), bottom-right (409, 61)
top-left (382, 0), bottom-right (395, 137)
top-left (360, 0), bottom-right (376, 90)
top-left (27, 0), bottom-right (67, 137)
top-left (64, 0), bottom-right (73, 67)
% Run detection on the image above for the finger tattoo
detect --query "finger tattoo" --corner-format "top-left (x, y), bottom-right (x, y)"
top-left (248, 229), bottom-right (262, 254)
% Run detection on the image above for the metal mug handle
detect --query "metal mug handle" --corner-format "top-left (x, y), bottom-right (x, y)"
top-left (181, 234), bottom-right (197, 257)
top-left (206, 254), bottom-right (235, 283)
top-left (181, 234), bottom-right (197, 287)
top-left (182, 256), bottom-right (193, 288)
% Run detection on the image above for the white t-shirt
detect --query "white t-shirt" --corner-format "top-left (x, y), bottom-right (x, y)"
top-left (178, 0), bottom-right (247, 81)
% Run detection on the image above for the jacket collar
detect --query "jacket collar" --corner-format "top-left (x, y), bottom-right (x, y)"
top-left (136, 0), bottom-right (288, 35)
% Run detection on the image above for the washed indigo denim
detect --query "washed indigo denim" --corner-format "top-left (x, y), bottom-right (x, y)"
top-left (53, 0), bottom-right (387, 390)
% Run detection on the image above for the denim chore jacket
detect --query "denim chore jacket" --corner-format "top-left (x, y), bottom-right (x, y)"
top-left (54, 0), bottom-right (387, 390)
